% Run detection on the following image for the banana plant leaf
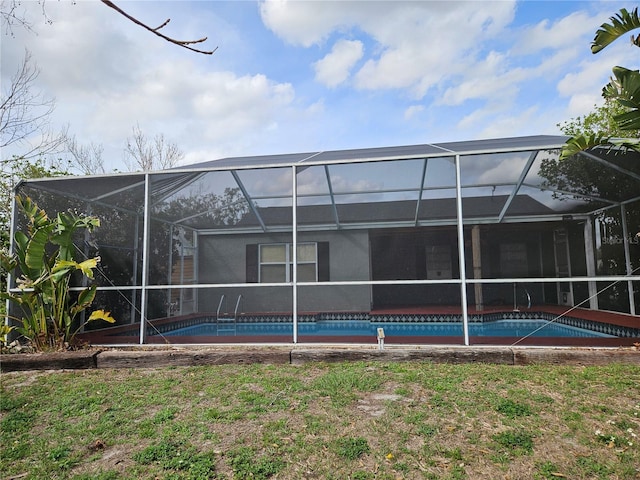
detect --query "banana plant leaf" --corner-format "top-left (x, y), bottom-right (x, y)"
top-left (17, 196), bottom-right (49, 233)
top-left (560, 134), bottom-right (640, 159)
top-left (88, 309), bottom-right (116, 324)
top-left (51, 212), bottom-right (100, 262)
top-left (24, 224), bottom-right (54, 280)
top-left (591, 7), bottom-right (640, 53)
top-left (72, 285), bottom-right (97, 316)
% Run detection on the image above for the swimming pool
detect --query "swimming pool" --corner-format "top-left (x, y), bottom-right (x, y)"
top-left (161, 319), bottom-right (612, 338)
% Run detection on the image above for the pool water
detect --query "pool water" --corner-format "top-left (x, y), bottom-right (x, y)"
top-left (162, 319), bottom-right (612, 338)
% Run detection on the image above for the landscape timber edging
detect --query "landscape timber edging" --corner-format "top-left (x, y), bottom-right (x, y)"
top-left (0, 350), bottom-right (100, 372)
top-left (95, 348), bottom-right (291, 369)
top-left (512, 347), bottom-right (640, 365)
top-left (0, 346), bottom-right (639, 372)
top-left (289, 347), bottom-right (514, 365)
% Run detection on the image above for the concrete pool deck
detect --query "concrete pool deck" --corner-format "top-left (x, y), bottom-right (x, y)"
top-left (1, 344), bottom-right (639, 372)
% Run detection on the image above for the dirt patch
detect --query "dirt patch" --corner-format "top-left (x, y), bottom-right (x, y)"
top-left (71, 445), bottom-right (135, 478)
top-left (357, 393), bottom-right (408, 417)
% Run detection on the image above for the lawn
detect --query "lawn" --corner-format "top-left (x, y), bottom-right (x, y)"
top-left (1, 361), bottom-right (639, 479)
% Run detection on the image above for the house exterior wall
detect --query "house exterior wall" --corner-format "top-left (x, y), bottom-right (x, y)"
top-left (197, 229), bottom-right (371, 314)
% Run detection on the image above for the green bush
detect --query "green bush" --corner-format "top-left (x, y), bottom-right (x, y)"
top-left (0, 196), bottom-right (114, 350)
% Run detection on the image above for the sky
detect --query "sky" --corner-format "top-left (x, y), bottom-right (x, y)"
top-left (1, 0), bottom-right (637, 172)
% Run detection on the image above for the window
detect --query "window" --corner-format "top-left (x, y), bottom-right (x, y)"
top-left (259, 243), bottom-right (318, 283)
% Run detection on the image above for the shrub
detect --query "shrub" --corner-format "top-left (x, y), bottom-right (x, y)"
top-left (0, 196), bottom-right (114, 350)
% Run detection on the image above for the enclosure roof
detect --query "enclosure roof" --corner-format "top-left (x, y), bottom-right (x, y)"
top-left (16, 134), bottom-right (640, 232)
top-left (185, 135), bottom-right (571, 170)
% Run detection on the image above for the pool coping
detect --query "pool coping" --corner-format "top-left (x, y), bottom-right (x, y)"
top-left (1, 344), bottom-right (639, 372)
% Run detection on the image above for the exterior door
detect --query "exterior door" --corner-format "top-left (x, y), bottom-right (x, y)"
top-left (553, 229), bottom-right (573, 306)
top-left (179, 244), bottom-right (197, 315)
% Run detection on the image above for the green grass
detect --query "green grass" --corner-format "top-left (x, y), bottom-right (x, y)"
top-left (227, 446), bottom-right (284, 480)
top-left (133, 438), bottom-right (217, 479)
top-left (0, 361), bottom-right (638, 479)
top-left (334, 437), bottom-right (370, 460)
top-left (495, 398), bottom-right (533, 419)
top-left (492, 430), bottom-right (535, 455)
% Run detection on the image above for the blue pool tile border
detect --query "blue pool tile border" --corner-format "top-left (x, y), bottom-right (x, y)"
top-left (140, 311), bottom-right (640, 338)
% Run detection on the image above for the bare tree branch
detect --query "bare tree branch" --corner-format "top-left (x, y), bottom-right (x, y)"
top-left (2, 1), bottom-right (216, 54)
top-left (0, 0), bottom-right (49, 36)
top-left (66, 134), bottom-right (106, 175)
top-left (99, 0), bottom-right (217, 55)
top-left (0, 50), bottom-right (67, 159)
top-left (124, 124), bottom-right (184, 172)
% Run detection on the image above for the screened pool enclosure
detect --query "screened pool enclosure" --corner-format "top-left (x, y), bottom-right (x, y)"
top-left (7, 135), bottom-right (640, 346)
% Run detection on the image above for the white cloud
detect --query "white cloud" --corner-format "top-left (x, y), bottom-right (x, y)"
top-left (261, 0), bottom-right (516, 99)
top-left (258, 0), bottom-right (638, 143)
top-left (259, 0), bottom-right (360, 47)
top-left (2, 0), bottom-right (635, 175)
top-left (511, 11), bottom-right (597, 55)
top-left (455, 103), bottom-right (548, 140)
top-left (354, 2), bottom-right (516, 98)
top-left (90, 65), bottom-right (295, 137)
top-left (404, 105), bottom-right (424, 120)
top-left (564, 93), bottom-right (603, 117)
top-left (437, 9), bottom-right (603, 111)
top-left (314, 39), bottom-right (363, 87)
top-left (556, 40), bottom-right (631, 118)
top-left (6, 2), bottom-right (152, 96)
top-left (476, 106), bottom-right (542, 138)
top-left (0, 1), bottom-right (310, 170)
top-left (439, 51), bottom-right (522, 106)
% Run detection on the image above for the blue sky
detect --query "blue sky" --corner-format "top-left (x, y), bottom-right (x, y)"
top-left (1, 1), bottom-right (637, 171)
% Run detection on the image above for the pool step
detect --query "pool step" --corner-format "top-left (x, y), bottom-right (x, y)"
top-left (217, 317), bottom-right (237, 335)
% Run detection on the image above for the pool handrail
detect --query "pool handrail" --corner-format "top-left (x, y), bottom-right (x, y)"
top-left (513, 283), bottom-right (532, 311)
top-left (216, 294), bottom-right (226, 320)
top-left (234, 294), bottom-right (243, 319)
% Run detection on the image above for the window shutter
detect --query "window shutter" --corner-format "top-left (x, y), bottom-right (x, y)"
top-left (246, 244), bottom-right (258, 282)
top-left (317, 242), bottom-right (330, 281)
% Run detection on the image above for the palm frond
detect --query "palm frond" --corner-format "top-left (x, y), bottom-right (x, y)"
top-left (602, 66), bottom-right (640, 100)
top-left (592, 7), bottom-right (640, 53)
top-left (614, 109), bottom-right (640, 130)
top-left (561, 134), bottom-right (640, 160)
top-left (601, 66), bottom-right (640, 130)
top-left (560, 134), bottom-right (610, 159)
